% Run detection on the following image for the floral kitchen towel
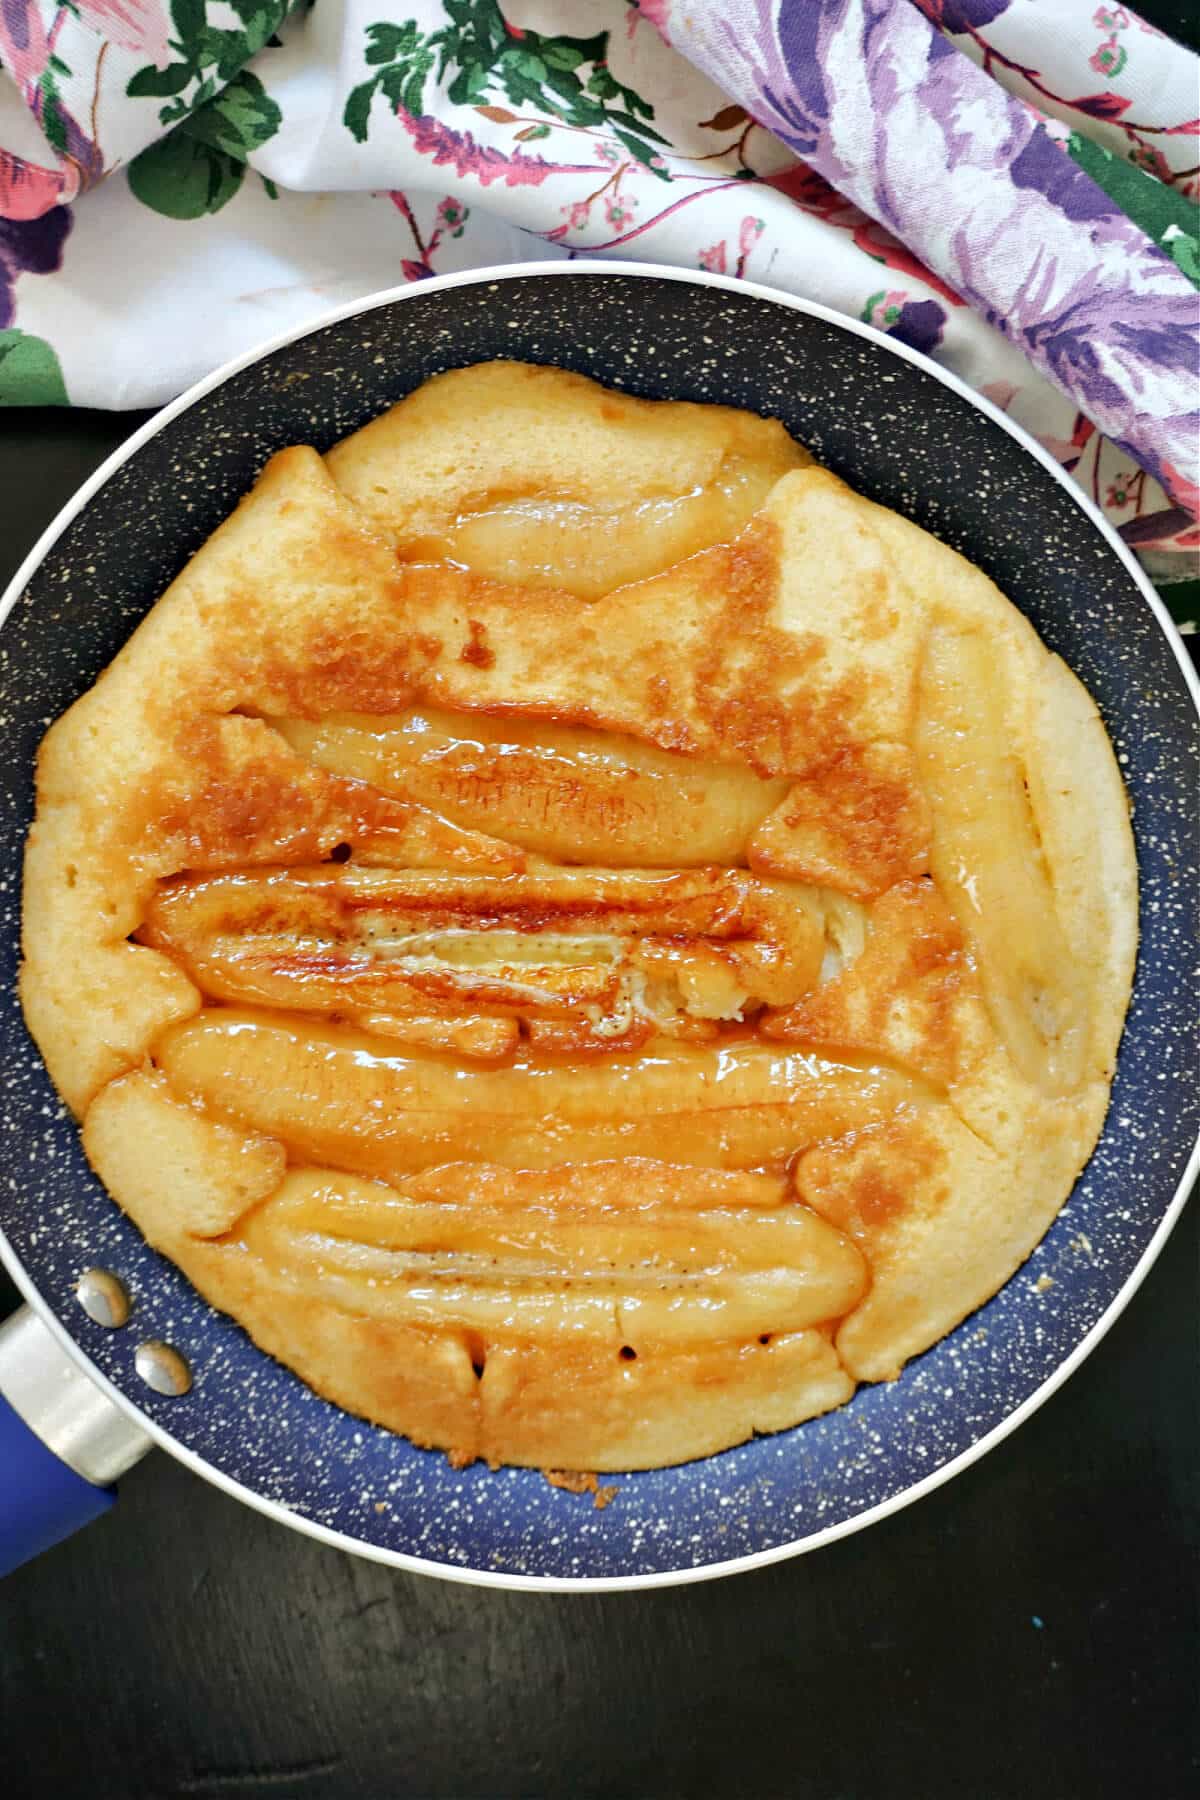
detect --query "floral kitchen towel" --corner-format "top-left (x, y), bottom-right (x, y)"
top-left (1, 1), bottom-right (1198, 597)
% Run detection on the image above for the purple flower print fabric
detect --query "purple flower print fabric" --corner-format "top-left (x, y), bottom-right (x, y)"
top-left (0, 206), bottom-right (67, 327)
top-left (670, 0), bottom-right (1198, 512)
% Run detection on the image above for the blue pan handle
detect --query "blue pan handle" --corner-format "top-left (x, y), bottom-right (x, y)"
top-left (0, 1305), bottom-right (151, 1577)
top-left (0, 1389), bottom-right (115, 1575)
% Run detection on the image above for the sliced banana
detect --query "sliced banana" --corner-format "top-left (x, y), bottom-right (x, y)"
top-left (915, 628), bottom-right (1087, 1094)
top-left (270, 708), bottom-right (790, 867)
top-left (139, 864), bottom-right (825, 1052)
top-left (154, 1007), bottom-right (923, 1177)
top-left (237, 1167), bottom-right (869, 1349)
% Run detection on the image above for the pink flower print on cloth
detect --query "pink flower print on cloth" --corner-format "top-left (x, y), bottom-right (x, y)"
top-left (76, 1), bottom-right (171, 67)
top-left (1089, 36), bottom-right (1126, 78)
top-left (911, 0), bottom-right (1200, 188)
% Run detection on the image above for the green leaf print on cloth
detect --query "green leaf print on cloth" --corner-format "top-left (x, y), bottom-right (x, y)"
top-left (177, 72), bottom-right (284, 160)
top-left (1066, 131), bottom-right (1200, 292)
top-left (0, 331), bottom-right (68, 406)
top-left (126, 0), bottom-right (295, 128)
top-left (127, 72), bottom-right (283, 219)
top-left (1163, 229), bottom-right (1200, 289)
top-left (344, 3), bottom-right (669, 172)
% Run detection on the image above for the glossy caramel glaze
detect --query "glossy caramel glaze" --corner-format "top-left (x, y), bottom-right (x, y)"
top-left (139, 864), bottom-right (826, 1054)
top-left (23, 362), bottom-right (1137, 1468)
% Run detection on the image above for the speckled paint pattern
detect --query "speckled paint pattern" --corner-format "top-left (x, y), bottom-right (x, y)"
top-left (1, 271), bottom-right (1196, 1585)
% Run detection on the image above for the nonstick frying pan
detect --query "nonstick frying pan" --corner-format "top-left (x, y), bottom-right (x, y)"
top-left (1, 264), bottom-right (1196, 1590)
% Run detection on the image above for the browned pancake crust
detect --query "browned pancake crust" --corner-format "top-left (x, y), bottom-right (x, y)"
top-left (21, 362), bottom-right (1136, 1468)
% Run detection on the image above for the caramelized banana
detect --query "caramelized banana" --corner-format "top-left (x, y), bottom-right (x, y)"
top-left (389, 473), bottom-right (797, 600)
top-left (138, 865), bottom-right (825, 1048)
top-left (236, 1167), bottom-right (869, 1348)
top-left (915, 630), bottom-right (1086, 1093)
top-left (324, 359), bottom-right (809, 598)
top-left (269, 709), bottom-right (790, 867)
top-left (154, 1008), bottom-right (922, 1177)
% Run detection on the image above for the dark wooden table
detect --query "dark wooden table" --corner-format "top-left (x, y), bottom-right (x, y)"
top-left (1, 405), bottom-right (1196, 1799)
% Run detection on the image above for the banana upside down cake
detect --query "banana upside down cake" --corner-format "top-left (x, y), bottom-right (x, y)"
top-left (20, 362), bottom-right (1137, 1471)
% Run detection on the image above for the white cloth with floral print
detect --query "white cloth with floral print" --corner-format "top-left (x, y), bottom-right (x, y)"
top-left (0, 1), bottom-right (1197, 583)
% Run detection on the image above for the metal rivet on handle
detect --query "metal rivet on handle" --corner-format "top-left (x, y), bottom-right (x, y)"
top-left (134, 1340), bottom-right (192, 1397)
top-left (75, 1268), bottom-right (132, 1329)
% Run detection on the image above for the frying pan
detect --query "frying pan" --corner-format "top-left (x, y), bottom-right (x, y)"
top-left (0, 264), bottom-right (1196, 1590)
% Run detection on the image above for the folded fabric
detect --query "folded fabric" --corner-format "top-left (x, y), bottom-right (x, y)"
top-left (1, 0), bottom-right (1197, 594)
top-left (921, 0), bottom-right (1200, 183)
top-left (0, 1), bottom-right (297, 217)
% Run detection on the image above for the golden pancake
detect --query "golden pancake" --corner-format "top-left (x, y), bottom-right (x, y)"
top-left (20, 361), bottom-right (1137, 1471)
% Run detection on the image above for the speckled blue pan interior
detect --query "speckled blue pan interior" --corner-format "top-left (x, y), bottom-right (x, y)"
top-left (1, 271), bottom-right (1196, 1585)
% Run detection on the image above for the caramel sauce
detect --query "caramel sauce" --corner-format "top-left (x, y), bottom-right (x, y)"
top-left (36, 362), bottom-right (1117, 1471)
top-left (137, 864), bottom-right (825, 1054)
top-left (393, 466), bottom-right (782, 601)
top-left (140, 692), bottom-right (933, 1364)
top-left (153, 1006), bottom-right (921, 1181)
top-left (131, 478), bottom-right (986, 1378)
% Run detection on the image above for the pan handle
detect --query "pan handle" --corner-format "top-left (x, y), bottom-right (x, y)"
top-left (0, 1306), bottom-right (151, 1577)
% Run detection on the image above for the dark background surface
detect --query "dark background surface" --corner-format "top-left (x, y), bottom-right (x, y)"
top-left (3, 0), bottom-right (1200, 1762)
top-left (1, 395), bottom-right (1198, 1798)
